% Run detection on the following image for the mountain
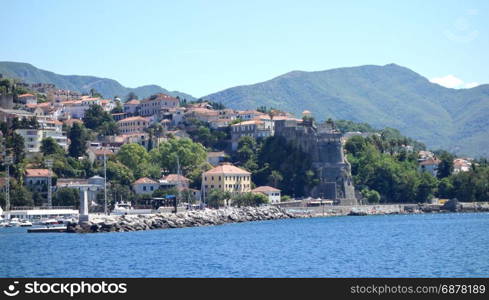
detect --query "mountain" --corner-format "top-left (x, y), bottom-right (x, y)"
top-left (0, 61), bottom-right (195, 101)
top-left (204, 64), bottom-right (489, 157)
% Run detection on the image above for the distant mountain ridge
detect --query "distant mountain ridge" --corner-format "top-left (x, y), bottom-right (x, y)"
top-left (2, 61), bottom-right (489, 157)
top-left (0, 61), bottom-right (195, 101)
top-left (204, 64), bottom-right (489, 157)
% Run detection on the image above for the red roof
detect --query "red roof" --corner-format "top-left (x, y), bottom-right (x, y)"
top-left (419, 158), bottom-right (441, 166)
top-left (133, 177), bottom-right (158, 185)
top-left (25, 169), bottom-right (54, 177)
top-left (163, 174), bottom-right (190, 183)
top-left (252, 186), bottom-right (281, 193)
top-left (18, 93), bottom-right (35, 98)
top-left (125, 99), bottom-right (140, 105)
top-left (204, 163), bottom-right (250, 175)
top-left (117, 116), bottom-right (149, 123)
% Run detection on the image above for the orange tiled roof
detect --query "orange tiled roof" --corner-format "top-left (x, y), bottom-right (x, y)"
top-left (204, 163), bottom-right (250, 175)
top-left (252, 186), bottom-right (281, 193)
top-left (117, 116), bottom-right (149, 123)
top-left (25, 169), bottom-right (54, 177)
top-left (125, 99), bottom-right (140, 105)
top-left (133, 177), bottom-right (158, 185)
top-left (163, 174), bottom-right (190, 183)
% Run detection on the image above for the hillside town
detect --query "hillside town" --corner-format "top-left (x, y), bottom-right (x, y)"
top-left (0, 76), bottom-right (480, 223)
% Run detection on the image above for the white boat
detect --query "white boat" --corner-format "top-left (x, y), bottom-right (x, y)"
top-left (111, 201), bottom-right (152, 215)
top-left (41, 218), bottom-right (60, 225)
top-left (7, 218), bottom-right (21, 227)
top-left (19, 220), bottom-right (33, 227)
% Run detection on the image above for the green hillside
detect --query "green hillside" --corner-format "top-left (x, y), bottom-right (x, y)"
top-left (0, 61), bottom-right (195, 101)
top-left (205, 64), bottom-right (489, 157)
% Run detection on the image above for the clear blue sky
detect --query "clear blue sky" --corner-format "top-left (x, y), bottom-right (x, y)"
top-left (1, 0), bottom-right (488, 96)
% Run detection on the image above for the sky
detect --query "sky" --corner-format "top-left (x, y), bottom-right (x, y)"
top-left (1, 0), bottom-right (488, 96)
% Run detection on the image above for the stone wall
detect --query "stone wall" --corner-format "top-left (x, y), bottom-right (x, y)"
top-left (275, 120), bottom-right (357, 205)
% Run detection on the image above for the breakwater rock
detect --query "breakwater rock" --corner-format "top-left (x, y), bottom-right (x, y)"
top-left (66, 206), bottom-right (295, 233)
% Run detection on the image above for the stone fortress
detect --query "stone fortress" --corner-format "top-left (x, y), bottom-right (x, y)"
top-left (274, 112), bottom-right (357, 205)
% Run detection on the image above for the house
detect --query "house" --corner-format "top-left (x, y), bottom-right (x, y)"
top-left (230, 116), bottom-right (275, 150)
top-left (235, 110), bottom-right (265, 121)
top-left (140, 94), bottom-right (179, 117)
top-left (117, 116), bottom-right (150, 134)
top-left (419, 158), bottom-right (441, 177)
top-left (17, 93), bottom-right (37, 105)
top-left (24, 169), bottom-right (54, 193)
top-left (123, 99), bottom-right (140, 115)
top-left (87, 148), bottom-right (115, 163)
top-left (15, 119), bottom-right (68, 154)
top-left (56, 176), bottom-right (105, 202)
top-left (207, 151), bottom-right (227, 166)
top-left (252, 186), bottom-right (281, 204)
top-left (132, 177), bottom-right (160, 195)
top-left (61, 97), bottom-right (102, 119)
top-left (184, 107), bottom-right (220, 123)
top-left (453, 158), bottom-right (472, 174)
top-left (203, 163), bottom-right (252, 204)
top-left (158, 174), bottom-right (190, 190)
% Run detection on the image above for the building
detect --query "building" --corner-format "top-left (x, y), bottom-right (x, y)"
top-left (161, 174), bottom-right (190, 189)
top-left (117, 116), bottom-right (150, 134)
top-left (60, 97), bottom-right (102, 119)
top-left (132, 177), bottom-right (160, 195)
top-left (203, 163), bottom-right (252, 203)
top-left (87, 148), bottom-right (116, 164)
top-left (123, 99), bottom-right (140, 115)
top-left (419, 157), bottom-right (441, 177)
top-left (207, 151), bottom-right (227, 166)
top-left (230, 117), bottom-right (275, 150)
top-left (140, 94), bottom-right (179, 117)
top-left (252, 186), bottom-right (281, 204)
top-left (453, 158), bottom-right (472, 174)
top-left (17, 93), bottom-right (38, 105)
top-left (15, 119), bottom-right (68, 154)
top-left (24, 169), bottom-right (54, 193)
top-left (56, 176), bottom-right (105, 203)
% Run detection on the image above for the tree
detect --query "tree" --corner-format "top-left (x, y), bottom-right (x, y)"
top-left (436, 150), bottom-right (455, 179)
top-left (206, 189), bottom-right (230, 208)
top-left (232, 192), bottom-right (268, 207)
top-left (125, 92), bottom-right (138, 101)
top-left (116, 143), bottom-right (151, 179)
top-left (6, 133), bottom-right (25, 164)
top-left (361, 188), bottom-right (381, 203)
top-left (68, 123), bottom-right (88, 158)
top-left (89, 88), bottom-right (102, 98)
top-left (106, 161), bottom-right (135, 185)
top-left (82, 104), bottom-right (117, 135)
top-left (416, 172), bottom-right (437, 203)
top-left (149, 138), bottom-right (207, 176)
top-left (268, 170), bottom-right (283, 187)
top-left (40, 137), bottom-right (64, 156)
top-left (10, 183), bottom-right (33, 207)
top-left (53, 188), bottom-right (80, 207)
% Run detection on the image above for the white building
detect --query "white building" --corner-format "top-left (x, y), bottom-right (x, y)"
top-left (15, 119), bottom-right (68, 154)
top-left (231, 116), bottom-right (275, 150)
top-left (252, 186), bottom-right (281, 204)
top-left (132, 177), bottom-right (160, 195)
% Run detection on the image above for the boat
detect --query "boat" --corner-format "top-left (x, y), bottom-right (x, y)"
top-left (41, 218), bottom-right (60, 225)
top-left (19, 220), bottom-right (33, 227)
top-left (6, 218), bottom-right (21, 227)
top-left (111, 201), bottom-right (152, 215)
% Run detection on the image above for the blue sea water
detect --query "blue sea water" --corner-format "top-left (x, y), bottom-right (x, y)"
top-left (1, 213), bottom-right (488, 277)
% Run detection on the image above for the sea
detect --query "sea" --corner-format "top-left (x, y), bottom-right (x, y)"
top-left (1, 213), bottom-right (488, 277)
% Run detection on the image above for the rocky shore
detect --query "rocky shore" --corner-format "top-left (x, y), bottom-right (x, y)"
top-left (66, 206), bottom-right (295, 233)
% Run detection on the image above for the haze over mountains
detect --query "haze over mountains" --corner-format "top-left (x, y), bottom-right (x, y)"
top-left (1, 61), bottom-right (488, 157)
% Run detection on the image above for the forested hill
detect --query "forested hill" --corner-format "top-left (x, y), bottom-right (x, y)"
top-left (205, 64), bottom-right (489, 158)
top-left (0, 61), bottom-right (195, 101)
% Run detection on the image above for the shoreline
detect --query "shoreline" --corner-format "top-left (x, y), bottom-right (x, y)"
top-left (65, 200), bottom-right (489, 234)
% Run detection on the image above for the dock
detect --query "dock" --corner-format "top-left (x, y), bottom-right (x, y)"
top-left (27, 226), bottom-right (67, 233)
